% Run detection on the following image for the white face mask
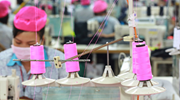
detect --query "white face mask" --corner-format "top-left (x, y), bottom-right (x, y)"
top-left (11, 45), bottom-right (30, 59)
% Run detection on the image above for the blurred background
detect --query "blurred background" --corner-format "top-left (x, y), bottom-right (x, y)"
top-left (0, 0), bottom-right (179, 83)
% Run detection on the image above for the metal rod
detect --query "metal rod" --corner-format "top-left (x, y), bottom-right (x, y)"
top-left (61, 38), bottom-right (123, 64)
top-left (13, 59), bottom-right (90, 62)
top-left (13, 38), bottom-right (123, 63)
top-left (128, 0), bottom-right (133, 73)
top-left (106, 42), bottom-right (109, 65)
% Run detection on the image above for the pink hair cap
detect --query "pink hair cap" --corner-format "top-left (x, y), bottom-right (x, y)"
top-left (0, 2), bottom-right (8, 18)
top-left (81, 0), bottom-right (90, 5)
top-left (71, 0), bottom-right (78, 4)
top-left (1, 0), bottom-right (11, 7)
top-left (93, 0), bottom-right (108, 13)
top-left (40, 4), bottom-right (53, 10)
top-left (14, 6), bottom-right (47, 32)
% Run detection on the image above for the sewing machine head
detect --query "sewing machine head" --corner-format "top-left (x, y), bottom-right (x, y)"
top-left (0, 69), bottom-right (20, 100)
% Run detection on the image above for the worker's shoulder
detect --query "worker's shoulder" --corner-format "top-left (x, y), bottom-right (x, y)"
top-left (45, 46), bottom-right (65, 59)
top-left (0, 24), bottom-right (12, 32)
top-left (108, 16), bottom-right (119, 22)
top-left (0, 48), bottom-right (13, 60)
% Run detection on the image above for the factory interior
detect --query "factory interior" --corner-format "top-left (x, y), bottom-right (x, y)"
top-left (0, 0), bottom-right (180, 100)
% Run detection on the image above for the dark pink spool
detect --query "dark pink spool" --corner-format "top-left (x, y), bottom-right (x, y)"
top-left (132, 41), bottom-right (145, 74)
top-left (64, 43), bottom-right (80, 73)
top-left (30, 45), bottom-right (46, 74)
top-left (136, 44), bottom-right (152, 81)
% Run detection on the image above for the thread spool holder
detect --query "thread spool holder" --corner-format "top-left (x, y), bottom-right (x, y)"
top-left (55, 40), bottom-right (90, 85)
top-left (22, 44), bottom-right (56, 86)
top-left (13, 59), bottom-right (90, 62)
top-left (22, 74), bottom-right (55, 86)
top-left (125, 80), bottom-right (165, 96)
top-left (91, 42), bottom-right (122, 85)
top-left (67, 72), bottom-right (80, 78)
top-left (56, 71), bottom-right (90, 85)
top-left (121, 74), bottom-right (158, 87)
top-left (117, 41), bottom-right (145, 80)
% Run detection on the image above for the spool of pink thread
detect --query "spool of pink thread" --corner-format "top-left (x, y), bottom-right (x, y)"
top-left (132, 41), bottom-right (145, 74)
top-left (30, 45), bottom-right (45, 74)
top-left (64, 43), bottom-right (80, 72)
top-left (136, 44), bottom-right (152, 81)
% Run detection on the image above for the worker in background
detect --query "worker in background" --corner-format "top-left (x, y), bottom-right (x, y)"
top-left (74, 0), bottom-right (94, 22)
top-left (87, 0), bottom-right (119, 72)
top-left (1, 0), bottom-right (15, 28)
top-left (1, 0), bottom-right (11, 9)
top-left (71, 0), bottom-right (78, 4)
top-left (157, 0), bottom-right (167, 6)
top-left (70, 0), bottom-right (82, 12)
top-left (88, 0), bottom-right (120, 43)
top-left (0, 6), bottom-right (67, 100)
top-left (0, 2), bottom-right (12, 49)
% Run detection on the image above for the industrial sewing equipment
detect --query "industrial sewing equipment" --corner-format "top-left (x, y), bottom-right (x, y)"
top-left (4, 0), bottom-right (167, 100)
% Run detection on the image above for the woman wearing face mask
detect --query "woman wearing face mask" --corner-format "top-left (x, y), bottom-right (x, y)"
top-left (88, 0), bottom-right (120, 44)
top-left (0, 6), bottom-right (67, 100)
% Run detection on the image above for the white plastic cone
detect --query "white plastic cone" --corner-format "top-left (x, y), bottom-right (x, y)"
top-left (91, 65), bottom-right (122, 85)
top-left (22, 74), bottom-right (55, 86)
top-left (125, 80), bottom-right (165, 96)
top-left (121, 75), bottom-right (158, 87)
top-left (56, 72), bottom-right (90, 85)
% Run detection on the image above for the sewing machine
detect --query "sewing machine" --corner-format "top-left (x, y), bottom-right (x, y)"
top-left (136, 17), bottom-right (156, 26)
top-left (0, 69), bottom-right (20, 100)
top-left (115, 25), bottom-right (166, 48)
top-left (129, 6), bottom-right (174, 18)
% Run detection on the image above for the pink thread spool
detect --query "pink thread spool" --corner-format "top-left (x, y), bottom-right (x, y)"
top-left (132, 41), bottom-right (145, 74)
top-left (30, 45), bottom-right (45, 74)
top-left (136, 44), bottom-right (152, 81)
top-left (64, 43), bottom-right (80, 72)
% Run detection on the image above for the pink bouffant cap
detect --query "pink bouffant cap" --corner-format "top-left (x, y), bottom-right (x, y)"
top-left (40, 4), bottom-right (53, 10)
top-left (93, 0), bottom-right (108, 13)
top-left (1, 0), bottom-right (11, 7)
top-left (71, 0), bottom-right (78, 4)
top-left (14, 6), bottom-right (47, 32)
top-left (81, 0), bottom-right (90, 5)
top-left (0, 2), bottom-right (8, 18)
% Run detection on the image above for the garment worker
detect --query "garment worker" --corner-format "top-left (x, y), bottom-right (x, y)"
top-left (0, 6), bottom-right (67, 100)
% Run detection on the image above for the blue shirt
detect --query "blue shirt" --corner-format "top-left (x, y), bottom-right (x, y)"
top-left (88, 16), bottom-right (120, 34)
top-left (0, 46), bottom-right (68, 100)
top-left (74, 6), bottom-right (94, 22)
top-left (0, 22), bottom-right (12, 49)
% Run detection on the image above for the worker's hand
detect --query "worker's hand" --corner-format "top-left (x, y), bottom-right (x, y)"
top-left (100, 34), bottom-right (108, 38)
top-left (88, 34), bottom-right (93, 37)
